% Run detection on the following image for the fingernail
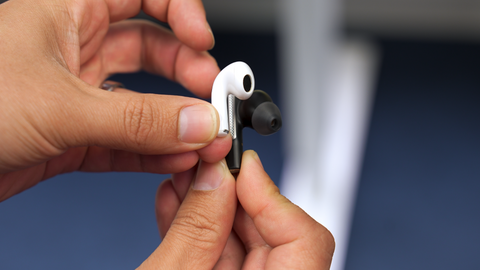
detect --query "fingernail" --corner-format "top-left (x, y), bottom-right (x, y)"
top-left (249, 150), bottom-right (264, 170)
top-left (193, 160), bottom-right (227, 191)
top-left (179, 104), bottom-right (217, 143)
top-left (206, 22), bottom-right (215, 50)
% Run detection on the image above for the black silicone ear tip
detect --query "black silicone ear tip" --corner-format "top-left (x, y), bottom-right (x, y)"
top-left (251, 102), bottom-right (282, 135)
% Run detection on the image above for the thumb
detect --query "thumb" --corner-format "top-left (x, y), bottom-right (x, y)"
top-left (236, 150), bottom-right (335, 269)
top-left (50, 83), bottom-right (219, 155)
top-left (139, 160), bottom-right (237, 270)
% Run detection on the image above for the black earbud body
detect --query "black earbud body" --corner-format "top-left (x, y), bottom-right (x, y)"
top-left (226, 90), bottom-right (282, 173)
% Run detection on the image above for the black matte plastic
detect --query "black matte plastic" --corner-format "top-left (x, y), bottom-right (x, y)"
top-left (226, 138), bottom-right (242, 174)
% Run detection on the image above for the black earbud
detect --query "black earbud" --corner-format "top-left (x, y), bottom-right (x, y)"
top-left (226, 90), bottom-right (282, 173)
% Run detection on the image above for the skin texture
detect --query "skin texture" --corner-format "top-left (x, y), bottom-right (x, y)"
top-left (0, 0), bottom-right (335, 268)
top-left (153, 151), bottom-right (335, 269)
top-left (0, 0), bottom-right (230, 201)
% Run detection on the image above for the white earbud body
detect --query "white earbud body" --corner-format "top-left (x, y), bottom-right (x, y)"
top-left (211, 61), bottom-right (255, 137)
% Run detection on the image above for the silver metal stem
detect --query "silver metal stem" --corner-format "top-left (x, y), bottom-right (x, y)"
top-left (227, 94), bottom-right (237, 139)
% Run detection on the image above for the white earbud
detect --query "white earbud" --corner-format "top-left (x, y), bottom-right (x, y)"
top-left (212, 61), bottom-right (255, 137)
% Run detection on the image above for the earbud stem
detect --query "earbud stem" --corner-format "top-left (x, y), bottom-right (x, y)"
top-left (225, 90), bottom-right (283, 174)
top-left (226, 96), bottom-right (243, 174)
top-left (226, 137), bottom-right (243, 174)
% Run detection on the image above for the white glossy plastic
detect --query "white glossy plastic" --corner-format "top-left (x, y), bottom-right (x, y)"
top-left (211, 61), bottom-right (255, 137)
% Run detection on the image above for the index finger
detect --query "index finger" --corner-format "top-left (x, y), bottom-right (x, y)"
top-left (104, 0), bottom-right (214, 51)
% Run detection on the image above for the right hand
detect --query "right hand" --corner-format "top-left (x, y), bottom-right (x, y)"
top-left (149, 150), bottom-right (335, 269)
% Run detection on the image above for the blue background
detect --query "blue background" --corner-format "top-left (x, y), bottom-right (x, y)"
top-left (2, 20), bottom-right (480, 270)
top-left (346, 40), bottom-right (480, 269)
top-left (0, 32), bottom-right (283, 269)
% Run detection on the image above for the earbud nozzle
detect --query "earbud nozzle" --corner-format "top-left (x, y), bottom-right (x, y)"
top-left (251, 102), bottom-right (282, 135)
top-left (243, 75), bottom-right (252, 92)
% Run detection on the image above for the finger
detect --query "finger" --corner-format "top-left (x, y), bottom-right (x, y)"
top-left (237, 150), bottom-right (335, 269)
top-left (103, 0), bottom-right (214, 50)
top-left (38, 81), bottom-right (228, 178)
top-left (213, 232), bottom-right (245, 270)
top-left (196, 135), bottom-right (233, 163)
top-left (157, 168), bottom-right (245, 270)
top-left (93, 86), bottom-right (227, 166)
top-left (171, 165), bottom-right (197, 201)
top-left (100, 83), bottom-right (231, 164)
top-left (76, 146), bottom-right (200, 174)
top-left (75, 0), bottom-right (213, 68)
top-left (80, 20), bottom-right (219, 98)
top-left (138, 160), bottom-right (237, 270)
top-left (38, 108), bottom-right (226, 187)
top-left (156, 179), bottom-right (181, 239)
top-left (140, 0), bottom-right (214, 51)
top-left (38, 143), bottom-right (200, 182)
top-left (46, 81), bottom-right (223, 157)
top-left (156, 166), bottom-right (198, 239)
top-left (0, 165), bottom-right (45, 202)
top-left (233, 204), bottom-right (271, 269)
top-left (92, 87), bottom-right (230, 164)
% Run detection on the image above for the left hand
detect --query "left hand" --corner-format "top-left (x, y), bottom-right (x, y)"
top-left (0, 0), bottom-right (230, 201)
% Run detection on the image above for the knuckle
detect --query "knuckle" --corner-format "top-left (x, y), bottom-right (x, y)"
top-left (123, 96), bottom-right (159, 150)
top-left (320, 226), bottom-right (336, 256)
top-left (290, 223), bottom-right (335, 269)
top-left (307, 221), bottom-right (336, 263)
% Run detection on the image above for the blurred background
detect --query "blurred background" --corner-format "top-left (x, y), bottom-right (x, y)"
top-left (2, 0), bottom-right (480, 269)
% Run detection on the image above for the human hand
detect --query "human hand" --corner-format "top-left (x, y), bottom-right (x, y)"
top-left (0, 0), bottom-right (230, 201)
top-left (149, 150), bottom-right (335, 269)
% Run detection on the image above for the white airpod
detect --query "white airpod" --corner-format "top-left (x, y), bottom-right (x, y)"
top-left (211, 61), bottom-right (255, 137)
